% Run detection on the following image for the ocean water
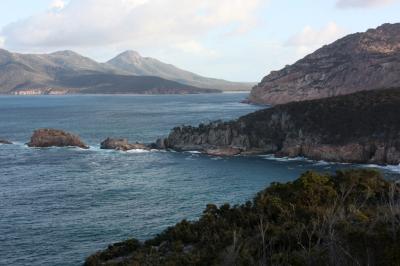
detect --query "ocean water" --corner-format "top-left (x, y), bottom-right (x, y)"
top-left (1, 93), bottom-right (399, 266)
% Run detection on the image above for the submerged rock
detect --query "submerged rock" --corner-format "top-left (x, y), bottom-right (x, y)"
top-left (100, 138), bottom-right (150, 151)
top-left (0, 139), bottom-right (12, 145)
top-left (27, 129), bottom-right (89, 149)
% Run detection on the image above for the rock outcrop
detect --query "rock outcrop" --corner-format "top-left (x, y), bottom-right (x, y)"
top-left (249, 23), bottom-right (400, 105)
top-left (27, 129), bottom-right (89, 149)
top-left (100, 138), bottom-right (150, 151)
top-left (157, 88), bottom-right (400, 164)
top-left (0, 139), bottom-right (12, 144)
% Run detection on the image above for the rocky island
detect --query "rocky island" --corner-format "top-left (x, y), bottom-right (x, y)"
top-left (27, 129), bottom-right (89, 149)
top-left (156, 88), bottom-right (400, 165)
top-left (249, 23), bottom-right (400, 105)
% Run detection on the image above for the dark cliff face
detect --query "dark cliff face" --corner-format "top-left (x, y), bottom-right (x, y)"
top-left (160, 88), bottom-right (400, 164)
top-left (249, 23), bottom-right (400, 105)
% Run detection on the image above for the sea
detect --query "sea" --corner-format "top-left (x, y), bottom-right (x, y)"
top-left (1, 93), bottom-right (399, 266)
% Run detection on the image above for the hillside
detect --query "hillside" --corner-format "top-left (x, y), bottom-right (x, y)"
top-left (86, 169), bottom-right (400, 265)
top-left (0, 49), bottom-right (117, 93)
top-left (156, 88), bottom-right (400, 164)
top-left (249, 23), bottom-right (400, 104)
top-left (107, 50), bottom-right (254, 91)
top-left (0, 48), bottom-right (251, 94)
top-left (59, 73), bottom-right (220, 94)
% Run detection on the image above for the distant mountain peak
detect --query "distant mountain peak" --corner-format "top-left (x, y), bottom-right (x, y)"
top-left (117, 50), bottom-right (142, 59)
top-left (50, 50), bottom-right (81, 57)
top-left (107, 50), bottom-right (253, 91)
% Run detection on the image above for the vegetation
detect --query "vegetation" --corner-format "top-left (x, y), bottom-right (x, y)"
top-left (242, 88), bottom-right (400, 144)
top-left (85, 169), bottom-right (400, 266)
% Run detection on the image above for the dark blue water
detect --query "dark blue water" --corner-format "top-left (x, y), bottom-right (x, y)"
top-left (1, 94), bottom-right (399, 266)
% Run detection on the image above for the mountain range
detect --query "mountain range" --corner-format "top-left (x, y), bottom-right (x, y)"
top-left (249, 23), bottom-right (400, 105)
top-left (0, 49), bottom-right (253, 95)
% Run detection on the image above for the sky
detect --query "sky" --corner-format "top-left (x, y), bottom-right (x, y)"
top-left (0, 0), bottom-right (399, 82)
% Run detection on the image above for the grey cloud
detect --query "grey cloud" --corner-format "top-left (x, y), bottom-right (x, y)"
top-left (336, 0), bottom-right (394, 8)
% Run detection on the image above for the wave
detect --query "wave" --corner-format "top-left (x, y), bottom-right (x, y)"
top-left (261, 154), bottom-right (400, 174)
top-left (364, 164), bottom-right (400, 174)
top-left (185, 151), bottom-right (202, 154)
top-left (126, 149), bottom-right (151, 153)
top-left (260, 154), bottom-right (315, 163)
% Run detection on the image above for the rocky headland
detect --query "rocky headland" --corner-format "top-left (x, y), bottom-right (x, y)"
top-left (249, 23), bottom-right (400, 105)
top-left (156, 88), bottom-right (400, 164)
top-left (100, 138), bottom-right (150, 151)
top-left (27, 129), bottom-right (89, 149)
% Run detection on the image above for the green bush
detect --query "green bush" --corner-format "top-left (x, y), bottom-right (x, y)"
top-left (85, 169), bottom-right (400, 266)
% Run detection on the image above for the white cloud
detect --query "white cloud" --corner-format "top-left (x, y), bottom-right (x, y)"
top-left (286, 22), bottom-right (347, 57)
top-left (336, 0), bottom-right (395, 8)
top-left (175, 40), bottom-right (218, 57)
top-left (0, 0), bottom-right (263, 55)
top-left (50, 0), bottom-right (66, 10)
top-left (0, 36), bottom-right (4, 48)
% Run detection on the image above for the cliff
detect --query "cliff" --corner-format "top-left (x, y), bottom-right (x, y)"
top-left (249, 23), bottom-right (400, 105)
top-left (157, 88), bottom-right (400, 164)
top-left (85, 169), bottom-right (400, 265)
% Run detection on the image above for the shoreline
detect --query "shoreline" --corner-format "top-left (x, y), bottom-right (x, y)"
top-left (2, 141), bottom-right (400, 174)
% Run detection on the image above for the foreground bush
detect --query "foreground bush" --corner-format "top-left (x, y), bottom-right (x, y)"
top-left (85, 169), bottom-right (400, 266)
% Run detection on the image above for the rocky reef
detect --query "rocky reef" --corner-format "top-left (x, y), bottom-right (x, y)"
top-left (249, 23), bottom-right (400, 105)
top-left (100, 138), bottom-right (150, 151)
top-left (157, 88), bottom-right (400, 164)
top-left (0, 139), bottom-right (12, 145)
top-left (27, 129), bottom-right (89, 149)
top-left (85, 169), bottom-right (400, 266)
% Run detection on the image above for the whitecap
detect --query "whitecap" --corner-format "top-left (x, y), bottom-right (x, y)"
top-left (260, 154), bottom-right (313, 163)
top-left (364, 164), bottom-right (400, 174)
top-left (186, 151), bottom-right (202, 154)
top-left (125, 149), bottom-right (150, 153)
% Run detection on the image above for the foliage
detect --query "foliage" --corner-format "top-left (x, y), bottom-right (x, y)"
top-left (85, 169), bottom-right (400, 266)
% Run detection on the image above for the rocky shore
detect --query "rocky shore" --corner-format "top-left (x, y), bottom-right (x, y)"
top-left (13, 89), bottom-right (400, 166)
top-left (155, 88), bottom-right (400, 165)
top-left (100, 138), bottom-right (150, 151)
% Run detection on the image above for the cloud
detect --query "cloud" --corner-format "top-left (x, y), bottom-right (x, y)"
top-left (50, 0), bottom-right (67, 10)
top-left (174, 40), bottom-right (218, 57)
top-left (0, 36), bottom-right (4, 48)
top-left (286, 22), bottom-right (347, 57)
top-left (336, 0), bottom-right (395, 8)
top-left (0, 0), bottom-right (263, 55)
